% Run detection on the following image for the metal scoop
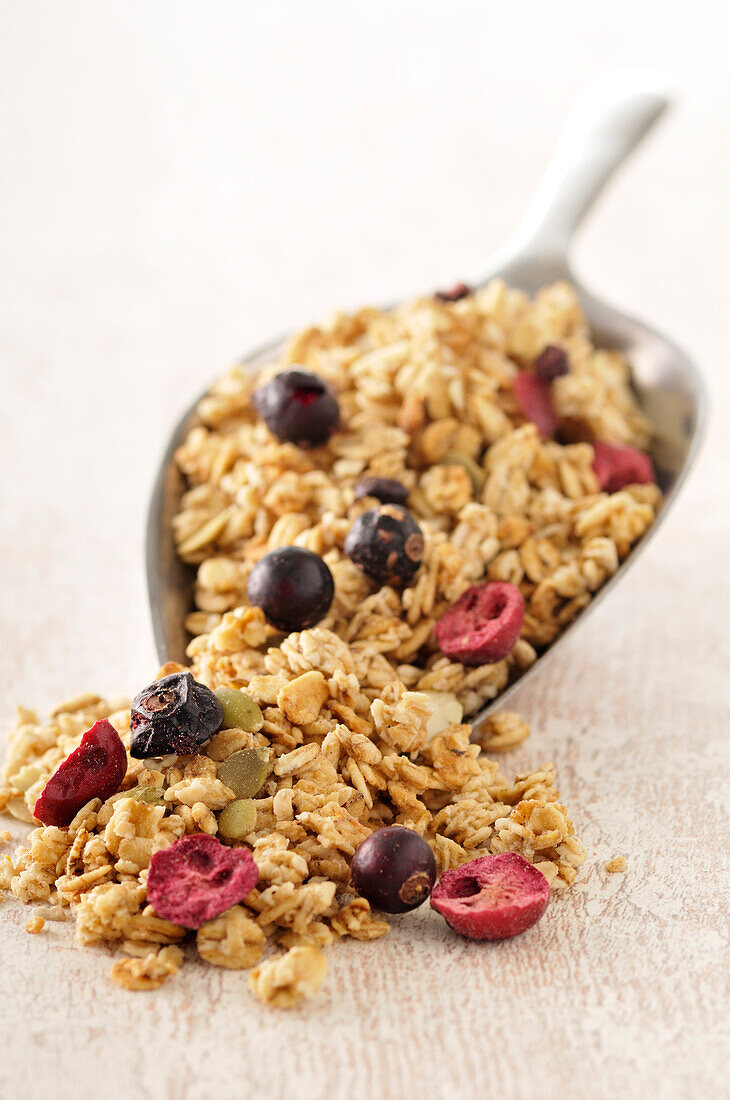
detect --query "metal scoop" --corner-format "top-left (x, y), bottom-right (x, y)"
top-left (146, 69), bottom-right (707, 735)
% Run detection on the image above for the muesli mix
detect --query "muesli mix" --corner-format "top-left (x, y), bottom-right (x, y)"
top-left (0, 280), bottom-right (658, 1006)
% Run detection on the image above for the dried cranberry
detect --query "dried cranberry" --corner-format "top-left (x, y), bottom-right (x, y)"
top-left (513, 371), bottom-right (558, 436)
top-left (533, 345), bottom-right (569, 381)
top-left (353, 475), bottom-right (409, 507)
top-left (253, 368), bottom-right (340, 448)
top-left (593, 440), bottom-right (656, 493)
top-left (147, 834), bottom-right (258, 929)
top-left (430, 853), bottom-right (549, 939)
top-left (351, 826), bottom-right (436, 913)
top-left (435, 283), bottom-right (471, 303)
top-left (247, 546), bottom-right (335, 632)
top-left (434, 581), bottom-right (524, 665)
top-left (344, 504), bottom-right (424, 588)
top-left (129, 672), bottom-right (223, 759)
top-left (33, 719), bottom-right (127, 827)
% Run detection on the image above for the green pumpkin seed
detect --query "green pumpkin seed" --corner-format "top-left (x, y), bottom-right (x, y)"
top-left (214, 688), bottom-right (264, 733)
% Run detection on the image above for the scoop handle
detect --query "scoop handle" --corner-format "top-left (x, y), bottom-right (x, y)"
top-left (499, 69), bottom-right (672, 265)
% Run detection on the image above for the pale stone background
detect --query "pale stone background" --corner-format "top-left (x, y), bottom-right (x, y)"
top-left (1, 3), bottom-right (729, 1098)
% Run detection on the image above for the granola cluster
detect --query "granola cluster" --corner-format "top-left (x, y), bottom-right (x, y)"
top-left (174, 280), bottom-right (660, 717)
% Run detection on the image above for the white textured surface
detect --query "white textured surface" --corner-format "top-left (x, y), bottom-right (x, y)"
top-left (1, 4), bottom-right (729, 1098)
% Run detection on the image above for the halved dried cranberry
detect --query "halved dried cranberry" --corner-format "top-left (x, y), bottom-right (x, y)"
top-left (533, 345), bottom-right (569, 381)
top-left (513, 371), bottom-right (557, 436)
top-left (434, 581), bottom-right (524, 665)
top-left (430, 853), bottom-right (549, 940)
top-left (33, 719), bottom-right (127, 827)
top-left (435, 283), bottom-right (471, 303)
top-left (147, 834), bottom-right (259, 929)
top-left (593, 440), bottom-right (656, 493)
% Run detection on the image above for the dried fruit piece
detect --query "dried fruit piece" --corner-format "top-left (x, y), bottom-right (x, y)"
top-left (217, 799), bottom-right (257, 841)
top-left (33, 719), bottom-right (127, 827)
top-left (218, 748), bottom-right (269, 799)
top-left (434, 581), bottom-right (525, 665)
top-left (434, 282), bottom-right (471, 302)
top-left (430, 852), bottom-right (549, 939)
top-left (353, 475), bottom-right (409, 506)
top-left (533, 345), bottom-right (569, 381)
top-left (592, 440), bottom-right (656, 492)
top-left (129, 672), bottom-right (224, 759)
top-left (253, 368), bottom-right (340, 448)
top-left (351, 826), bottom-right (437, 913)
top-left (147, 834), bottom-right (258, 929)
top-left (213, 688), bottom-right (264, 732)
top-left (247, 547), bottom-right (335, 632)
top-left (344, 505), bottom-right (424, 588)
top-left (513, 371), bottom-right (557, 436)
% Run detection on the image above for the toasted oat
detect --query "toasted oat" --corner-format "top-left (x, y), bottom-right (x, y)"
top-left (25, 916), bottom-right (45, 934)
top-left (606, 856), bottom-right (628, 873)
top-left (196, 906), bottom-right (265, 969)
top-left (474, 711), bottom-right (530, 752)
top-left (109, 946), bottom-right (184, 991)
top-left (248, 946), bottom-right (328, 1008)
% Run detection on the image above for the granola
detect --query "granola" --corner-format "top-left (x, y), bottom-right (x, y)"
top-left (173, 280), bottom-right (659, 717)
top-left (1, 669), bottom-right (585, 1003)
top-left (0, 280), bottom-right (658, 1005)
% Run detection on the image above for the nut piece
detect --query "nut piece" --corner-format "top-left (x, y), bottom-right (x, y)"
top-left (422, 691), bottom-right (464, 740)
top-left (277, 671), bottom-right (329, 726)
top-left (248, 946), bottom-right (328, 1008)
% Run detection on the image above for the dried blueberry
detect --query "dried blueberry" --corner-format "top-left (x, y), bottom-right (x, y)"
top-left (344, 505), bottom-right (424, 588)
top-left (533, 345), bottom-right (569, 381)
top-left (353, 475), bottom-right (409, 507)
top-left (129, 672), bottom-right (224, 759)
top-left (593, 440), bottom-right (655, 493)
top-left (434, 282), bottom-right (471, 302)
top-left (351, 826), bottom-right (437, 913)
top-left (247, 546), bottom-right (335, 632)
top-left (434, 581), bottom-right (525, 665)
top-left (253, 368), bottom-right (340, 448)
top-left (33, 718), bottom-right (128, 827)
top-left (430, 853), bottom-right (549, 940)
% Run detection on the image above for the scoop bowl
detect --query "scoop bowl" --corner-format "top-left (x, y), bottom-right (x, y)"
top-left (146, 69), bottom-right (707, 740)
